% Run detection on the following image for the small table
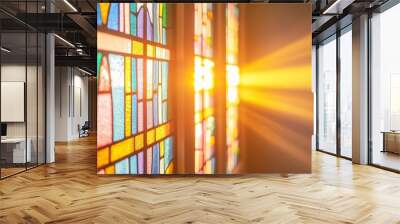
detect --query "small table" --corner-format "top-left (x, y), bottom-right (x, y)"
top-left (381, 131), bottom-right (400, 154)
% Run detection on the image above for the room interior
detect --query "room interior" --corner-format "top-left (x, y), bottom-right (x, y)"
top-left (0, 0), bottom-right (399, 223)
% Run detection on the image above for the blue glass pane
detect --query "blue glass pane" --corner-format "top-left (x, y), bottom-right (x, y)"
top-left (130, 155), bottom-right (138, 174)
top-left (97, 4), bottom-right (102, 25)
top-left (132, 95), bottom-right (137, 135)
top-left (162, 102), bottom-right (167, 123)
top-left (153, 61), bottom-right (158, 91)
top-left (107, 3), bottom-right (119, 31)
top-left (109, 54), bottom-right (125, 141)
top-left (152, 144), bottom-right (159, 174)
top-left (162, 28), bottom-right (166, 45)
top-left (164, 137), bottom-right (172, 168)
top-left (115, 158), bottom-right (129, 174)
top-left (132, 58), bottom-right (137, 92)
top-left (153, 94), bottom-right (158, 126)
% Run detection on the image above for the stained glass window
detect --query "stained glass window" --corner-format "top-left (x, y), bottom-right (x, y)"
top-left (194, 3), bottom-right (216, 174)
top-left (226, 4), bottom-right (240, 173)
top-left (97, 3), bottom-right (173, 175)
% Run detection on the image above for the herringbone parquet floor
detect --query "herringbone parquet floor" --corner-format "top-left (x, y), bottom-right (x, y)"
top-left (0, 135), bottom-right (400, 224)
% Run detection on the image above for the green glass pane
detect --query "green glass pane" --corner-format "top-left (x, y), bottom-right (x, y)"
top-left (130, 3), bottom-right (136, 13)
top-left (162, 4), bottom-right (167, 28)
top-left (97, 52), bottom-right (103, 81)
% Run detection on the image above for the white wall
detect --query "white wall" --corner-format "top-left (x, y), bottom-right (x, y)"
top-left (55, 67), bottom-right (89, 141)
top-left (1, 65), bottom-right (35, 137)
top-left (1, 64), bottom-right (46, 164)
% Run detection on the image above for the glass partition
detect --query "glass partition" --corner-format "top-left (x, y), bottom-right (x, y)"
top-left (339, 27), bottom-right (352, 158)
top-left (0, 30), bottom-right (27, 177)
top-left (371, 3), bottom-right (400, 171)
top-left (317, 35), bottom-right (337, 154)
top-left (0, 0), bottom-right (46, 179)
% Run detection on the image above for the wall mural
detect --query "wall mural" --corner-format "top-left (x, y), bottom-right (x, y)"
top-left (96, 3), bottom-right (312, 174)
top-left (97, 3), bottom-right (173, 174)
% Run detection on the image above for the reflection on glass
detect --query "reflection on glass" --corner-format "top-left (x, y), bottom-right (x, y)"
top-left (318, 36), bottom-right (337, 154)
top-left (27, 32), bottom-right (38, 169)
top-left (38, 33), bottom-right (46, 165)
top-left (340, 28), bottom-right (352, 158)
top-left (0, 1), bottom-right (46, 179)
top-left (371, 4), bottom-right (400, 171)
top-left (1, 31), bottom-right (28, 177)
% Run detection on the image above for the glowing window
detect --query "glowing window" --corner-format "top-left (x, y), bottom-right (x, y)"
top-left (194, 3), bottom-right (216, 174)
top-left (226, 3), bottom-right (240, 173)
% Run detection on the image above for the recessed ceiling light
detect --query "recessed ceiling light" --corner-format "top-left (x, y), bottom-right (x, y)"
top-left (1, 47), bottom-right (11, 53)
top-left (63, 0), bottom-right (78, 12)
top-left (54, 34), bottom-right (75, 48)
top-left (78, 67), bottom-right (93, 76)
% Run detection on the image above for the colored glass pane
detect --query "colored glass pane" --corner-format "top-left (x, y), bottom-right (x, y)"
top-left (109, 54), bottom-right (125, 142)
top-left (115, 158), bottom-right (129, 174)
top-left (132, 95), bottom-right (137, 134)
top-left (107, 3), bottom-right (119, 31)
top-left (130, 155), bottom-right (138, 174)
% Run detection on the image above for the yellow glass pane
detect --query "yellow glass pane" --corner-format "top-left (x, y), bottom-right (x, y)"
top-left (125, 96), bottom-right (132, 137)
top-left (195, 112), bottom-right (202, 124)
top-left (125, 57), bottom-right (131, 93)
top-left (110, 137), bottom-right (134, 162)
top-left (160, 141), bottom-right (164, 157)
top-left (155, 125), bottom-right (164, 141)
top-left (135, 133), bottom-right (144, 150)
top-left (147, 129), bottom-right (155, 145)
top-left (105, 165), bottom-right (115, 174)
top-left (147, 44), bottom-right (155, 57)
top-left (204, 107), bottom-right (213, 118)
top-left (166, 162), bottom-right (174, 174)
top-left (100, 3), bottom-right (110, 25)
top-left (97, 147), bottom-right (109, 168)
top-left (132, 40), bottom-right (143, 55)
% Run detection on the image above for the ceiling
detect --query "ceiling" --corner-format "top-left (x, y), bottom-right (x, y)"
top-left (311, 0), bottom-right (391, 43)
top-left (0, 0), bottom-right (396, 73)
top-left (0, 0), bottom-right (96, 75)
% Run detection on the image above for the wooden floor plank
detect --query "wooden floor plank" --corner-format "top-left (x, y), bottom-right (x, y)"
top-left (0, 135), bottom-right (399, 223)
